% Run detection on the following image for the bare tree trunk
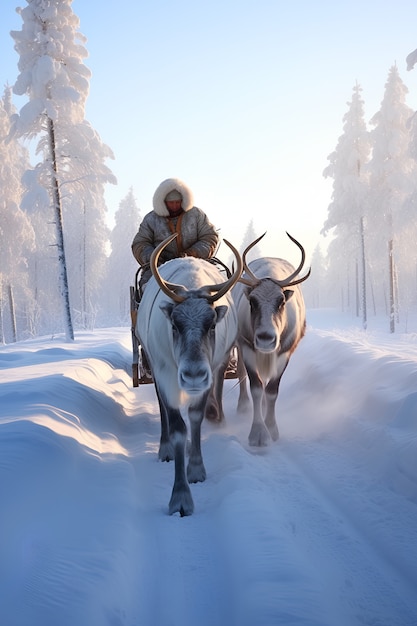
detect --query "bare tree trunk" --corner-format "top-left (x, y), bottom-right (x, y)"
top-left (394, 263), bottom-right (399, 324)
top-left (355, 258), bottom-right (359, 318)
top-left (8, 284), bottom-right (17, 342)
top-left (388, 238), bottom-right (395, 333)
top-left (0, 276), bottom-right (4, 344)
top-left (360, 216), bottom-right (367, 330)
top-left (370, 277), bottom-right (376, 316)
top-left (347, 271), bottom-right (350, 310)
top-left (47, 116), bottom-right (74, 341)
top-left (82, 201), bottom-right (87, 329)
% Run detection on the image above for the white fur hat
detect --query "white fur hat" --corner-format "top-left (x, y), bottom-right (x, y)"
top-left (165, 190), bottom-right (182, 201)
top-left (152, 178), bottom-right (194, 216)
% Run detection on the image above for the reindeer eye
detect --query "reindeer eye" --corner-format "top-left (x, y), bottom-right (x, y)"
top-left (277, 298), bottom-right (285, 310)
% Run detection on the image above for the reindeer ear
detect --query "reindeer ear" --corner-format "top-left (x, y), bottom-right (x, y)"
top-left (214, 305), bottom-right (228, 323)
top-left (283, 289), bottom-right (294, 302)
top-left (159, 302), bottom-right (175, 319)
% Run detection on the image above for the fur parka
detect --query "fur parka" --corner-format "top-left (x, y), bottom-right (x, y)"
top-left (131, 178), bottom-right (219, 267)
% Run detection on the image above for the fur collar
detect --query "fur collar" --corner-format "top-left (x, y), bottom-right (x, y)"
top-left (152, 178), bottom-right (194, 216)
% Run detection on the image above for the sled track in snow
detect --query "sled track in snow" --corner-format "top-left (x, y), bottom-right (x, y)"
top-left (271, 440), bottom-right (417, 626)
top-left (126, 390), bottom-right (417, 626)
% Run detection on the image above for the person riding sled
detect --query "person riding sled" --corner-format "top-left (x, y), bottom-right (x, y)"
top-left (131, 177), bottom-right (219, 382)
top-left (132, 177), bottom-right (219, 293)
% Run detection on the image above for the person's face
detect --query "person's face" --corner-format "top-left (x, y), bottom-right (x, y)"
top-left (165, 199), bottom-right (182, 212)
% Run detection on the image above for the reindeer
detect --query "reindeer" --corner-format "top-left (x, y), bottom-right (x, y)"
top-left (136, 234), bottom-right (242, 515)
top-left (233, 232), bottom-right (310, 446)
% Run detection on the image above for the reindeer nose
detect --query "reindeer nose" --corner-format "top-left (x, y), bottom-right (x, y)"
top-left (255, 331), bottom-right (278, 352)
top-left (179, 365), bottom-right (211, 394)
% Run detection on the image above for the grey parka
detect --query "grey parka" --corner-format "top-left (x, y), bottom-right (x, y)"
top-left (131, 178), bottom-right (219, 267)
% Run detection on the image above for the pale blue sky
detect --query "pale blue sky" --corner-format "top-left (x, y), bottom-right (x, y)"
top-left (1, 1), bottom-right (417, 261)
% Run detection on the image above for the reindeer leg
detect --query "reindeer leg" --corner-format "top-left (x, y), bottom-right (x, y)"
top-left (236, 344), bottom-right (250, 412)
top-left (246, 364), bottom-right (270, 446)
top-left (187, 392), bottom-right (208, 483)
top-left (264, 357), bottom-right (289, 441)
top-left (205, 355), bottom-right (228, 422)
top-left (155, 382), bottom-right (174, 461)
top-left (166, 405), bottom-right (194, 516)
top-left (264, 376), bottom-right (280, 441)
top-left (240, 345), bottom-right (270, 446)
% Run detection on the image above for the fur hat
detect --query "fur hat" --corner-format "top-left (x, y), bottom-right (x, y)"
top-left (153, 178), bottom-right (194, 216)
top-left (165, 190), bottom-right (182, 202)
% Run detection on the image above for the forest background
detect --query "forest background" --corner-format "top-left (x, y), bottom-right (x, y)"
top-left (2, 0), bottom-right (417, 342)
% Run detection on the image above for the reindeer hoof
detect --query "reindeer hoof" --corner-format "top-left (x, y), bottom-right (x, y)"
top-left (169, 487), bottom-right (194, 516)
top-left (158, 441), bottom-right (174, 462)
top-left (248, 423), bottom-right (271, 447)
top-left (187, 460), bottom-right (206, 483)
top-left (267, 423), bottom-right (279, 441)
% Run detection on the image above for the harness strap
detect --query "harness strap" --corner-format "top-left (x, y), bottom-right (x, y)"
top-left (166, 213), bottom-right (185, 255)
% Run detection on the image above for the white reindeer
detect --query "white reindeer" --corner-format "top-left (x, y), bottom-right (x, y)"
top-left (233, 232), bottom-right (310, 446)
top-left (136, 234), bottom-right (242, 515)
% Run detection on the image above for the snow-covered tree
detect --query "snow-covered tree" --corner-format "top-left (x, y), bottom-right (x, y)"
top-left (0, 85), bottom-right (34, 343)
top-left (239, 219), bottom-right (263, 262)
top-left (322, 83), bottom-right (371, 326)
top-left (302, 243), bottom-right (326, 310)
top-left (219, 219), bottom-right (263, 276)
top-left (9, 0), bottom-right (116, 339)
top-left (366, 65), bottom-right (415, 332)
top-left (106, 188), bottom-right (141, 324)
top-left (403, 49), bottom-right (417, 317)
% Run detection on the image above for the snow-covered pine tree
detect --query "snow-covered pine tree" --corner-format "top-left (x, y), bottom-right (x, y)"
top-left (106, 188), bottom-right (142, 324)
top-left (402, 49), bottom-right (417, 320)
top-left (9, 0), bottom-right (116, 339)
top-left (366, 65), bottom-right (415, 332)
top-left (239, 219), bottom-right (263, 262)
top-left (322, 83), bottom-right (371, 326)
top-left (0, 86), bottom-right (34, 343)
top-left (302, 243), bottom-right (326, 310)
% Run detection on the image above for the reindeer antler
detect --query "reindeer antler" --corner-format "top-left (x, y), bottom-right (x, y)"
top-left (239, 232), bottom-right (310, 287)
top-left (150, 234), bottom-right (243, 303)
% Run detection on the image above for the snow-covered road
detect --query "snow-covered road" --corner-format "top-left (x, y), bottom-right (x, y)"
top-left (1, 314), bottom-right (416, 625)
